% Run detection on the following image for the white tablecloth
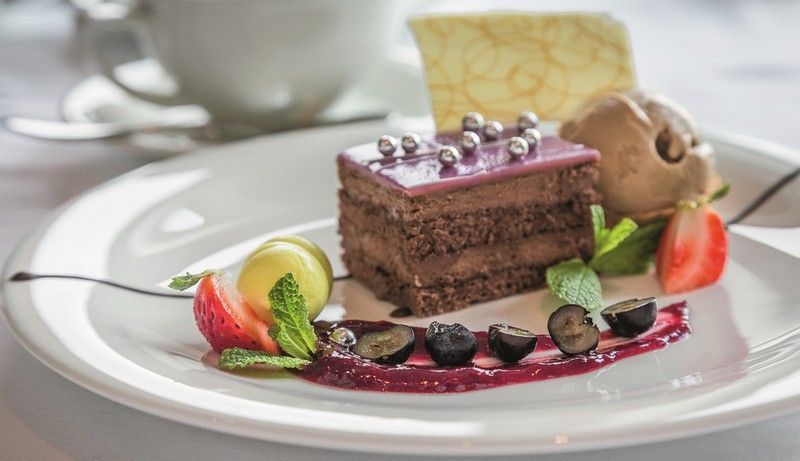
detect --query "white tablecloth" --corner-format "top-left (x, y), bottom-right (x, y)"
top-left (2, 1), bottom-right (800, 459)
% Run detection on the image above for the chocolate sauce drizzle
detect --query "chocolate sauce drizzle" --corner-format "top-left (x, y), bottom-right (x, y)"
top-left (725, 167), bottom-right (800, 227)
top-left (7, 271), bottom-right (354, 298)
top-left (8, 271), bottom-right (193, 298)
top-left (389, 307), bottom-right (413, 318)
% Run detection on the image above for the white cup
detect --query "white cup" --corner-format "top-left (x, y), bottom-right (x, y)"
top-left (82, 0), bottom-right (400, 129)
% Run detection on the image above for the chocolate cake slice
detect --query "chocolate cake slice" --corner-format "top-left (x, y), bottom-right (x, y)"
top-left (337, 124), bottom-right (600, 317)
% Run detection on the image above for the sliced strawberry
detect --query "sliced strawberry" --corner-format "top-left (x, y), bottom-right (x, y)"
top-left (193, 273), bottom-right (280, 354)
top-left (656, 203), bottom-right (728, 294)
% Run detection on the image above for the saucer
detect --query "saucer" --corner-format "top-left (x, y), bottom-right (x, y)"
top-left (61, 46), bottom-right (428, 158)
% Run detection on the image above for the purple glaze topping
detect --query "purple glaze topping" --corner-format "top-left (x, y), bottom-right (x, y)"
top-left (297, 302), bottom-right (691, 394)
top-left (338, 127), bottom-right (599, 197)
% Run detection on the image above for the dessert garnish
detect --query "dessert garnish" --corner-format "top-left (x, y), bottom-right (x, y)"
top-left (517, 111), bottom-right (539, 131)
top-left (483, 120), bottom-right (503, 140)
top-left (217, 348), bottom-right (310, 371)
top-left (264, 273), bottom-right (318, 361)
top-left (547, 305), bottom-right (600, 356)
top-left (303, 301), bottom-right (690, 393)
top-left (353, 325), bottom-right (416, 365)
top-left (400, 132), bottom-right (422, 154)
top-left (487, 324), bottom-right (538, 363)
top-left (408, 13), bottom-right (636, 131)
top-left (425, 322), bottom-right (478, 367)
top-left (377, 135), bottom-right (399, 157)
top-left (520, 127), bottom-right (542, 150)
top-left (169, 270), bottom-right (279, 355)
top-left (545, 205), bottom-right (643, 310)
top-left (559, 90), bottom-right (721, 223)
top-left (601, 297), bottom-right (658, 338)
top-left (329, 327), bottom-right (357, 347)
top-left (237, 235), bottom-right (332, 322)
top-left (546, 184), bottom-right (729, 308)
top-left (375, 110), bottom-right (544, 168)
top-left (506, 136), bottom-right (530, 160)
top-left (458, 130), bottom-right (480, 155)
top-left (436, 145), bottom-right (462, 167)
top-left (170, 268), bottom-right (320, 370)
top-left (461, 112), bottom-right (485, 132)
top-left (656, 185), bottom-right (730, 294)
top-left (168, 232), bottom-right (692, 392)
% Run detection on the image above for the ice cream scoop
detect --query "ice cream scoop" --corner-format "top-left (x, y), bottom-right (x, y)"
top-left (559, 90), bottom-right (720, 223)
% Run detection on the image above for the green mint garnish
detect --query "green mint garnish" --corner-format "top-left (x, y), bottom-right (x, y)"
top-left (267, 273), bottom-right (318, 361)
top-left (592, 215), bottom-right (638, 259)
top-left (590, 219), bottom-right (667, 275)
top-left (591, 203), bottom-right (606, 240)
top-left (545, 205), bottom-right (667, 311)
top-left (545, 258), bottom-right (603, 311)
top-left (168, 270), bottom-right (218, 291)
top-left (218, 348), bottom-right (310, 370)
top-left (709, 183), bottom-right (731, 203)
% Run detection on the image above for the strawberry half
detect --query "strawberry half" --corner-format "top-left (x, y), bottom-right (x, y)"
top-left (193, 272), bottom-right (280, 354)
top-left (656, 201), bottom-right (728, 294)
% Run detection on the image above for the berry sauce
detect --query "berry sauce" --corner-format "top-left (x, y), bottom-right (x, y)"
top-left (297, 302), bottom-right (690, 393)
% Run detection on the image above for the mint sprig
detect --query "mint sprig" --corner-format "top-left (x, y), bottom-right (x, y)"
top-left (709, 183), bottom-right (731, 203)
top-left (591, 204), bottom-right (606, 240)
top-left (545, 205), bottom-right (666, 310)
top-left (593, 216), bottom-right (638, 259)
top-left (168, 270), bottom-right (218, 291)
top-left (545, 258), bottom-right (603, 311)
top-left (218, 348), bottom-right (310, 370)
top-left (590, 219), bottom-right (667, 275)
top-left (267, 273), bottom-right (318, 361)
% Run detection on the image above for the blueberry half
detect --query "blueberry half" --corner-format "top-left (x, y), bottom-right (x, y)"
top-left (601, 297), bottom-right (657, 338)
top-left (488, 324), bottom-right (538, 363)
top-left (353, 325), bottom-right (415, 365)
top-left (425, 322), bottom-right (477, 366)
top-left (547, 304), bottom-right (600, 355)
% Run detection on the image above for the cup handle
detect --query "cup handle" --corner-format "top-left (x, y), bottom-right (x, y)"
top-left (82, 1), bottom-right (189, 106)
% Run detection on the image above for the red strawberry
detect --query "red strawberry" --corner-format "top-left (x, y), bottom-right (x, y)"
top-left (656, 202), bottom-right (728, 294)
top-left (193, 272), bottom-right (280, 354)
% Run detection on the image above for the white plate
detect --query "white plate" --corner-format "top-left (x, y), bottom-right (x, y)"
top-left (2, 118), bottom-right (800, 456)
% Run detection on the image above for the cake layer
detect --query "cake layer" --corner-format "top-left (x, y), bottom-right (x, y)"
top-left (344, 253), bottom-right (551, 317)
top-left (340, 192), bottom-right (594, 259)
top-left (342, 227), bottom-right (592, 287)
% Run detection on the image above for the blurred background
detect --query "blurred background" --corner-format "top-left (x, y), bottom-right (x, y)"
top-left (1, 0), bottom-right (800, 458)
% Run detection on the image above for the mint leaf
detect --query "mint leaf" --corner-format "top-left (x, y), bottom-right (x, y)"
top-left (591, 204), bottom-right (605, 245)
top-left (709, 183), bottom-right (731, 203)
top-left (591, 219), bottom-right (667, 275)
top-left (591, 204), bottom-right (617, 256)
top-left (269, 327), bottom-right (314, 361)
top-left (168, 270), bottom-right (217, 291)
top-left (593, 217), bottom-right (638, 259)
top-left (268, 273), bottom-right (317, 361)
top-left (218, 348), bottom-right (310, 370)
top-left (590, 204), bottom-right (638, 259)
top-left (545, 258), bottom-right (603, 311)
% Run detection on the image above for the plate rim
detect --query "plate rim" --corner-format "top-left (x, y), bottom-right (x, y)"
top-left (2, 125), bottom-right (800, 455)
